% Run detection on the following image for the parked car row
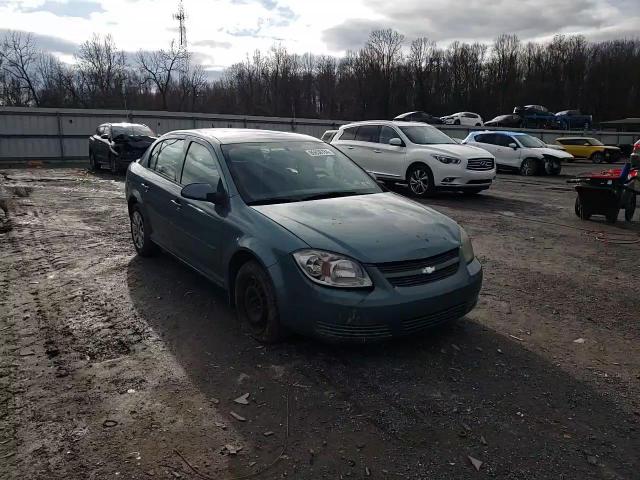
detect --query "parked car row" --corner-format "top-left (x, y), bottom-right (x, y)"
top-left (484, 106), bottom-right (593, 130)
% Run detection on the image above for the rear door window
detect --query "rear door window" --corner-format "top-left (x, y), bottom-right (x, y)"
top-left (151, 138), bottom-right (186, 182)
top-left (474, 133), bottom-right (495, 144)
top-left (355, 125), bottom-right (380, 143)
top-left (181, 141), bottom-right (221, 186)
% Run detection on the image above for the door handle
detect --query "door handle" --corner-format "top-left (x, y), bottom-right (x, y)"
top-left (140, 182), bottom-right (150, 192)
top-left (345, 146), bottom-right (355, 150)
top-left (373, 150), bottom-right (382, 153)
top-left (170, 199), bottom-right (182, 209)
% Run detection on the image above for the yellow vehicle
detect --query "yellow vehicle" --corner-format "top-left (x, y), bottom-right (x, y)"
top-left (555, 137), bottom-right (622, 164)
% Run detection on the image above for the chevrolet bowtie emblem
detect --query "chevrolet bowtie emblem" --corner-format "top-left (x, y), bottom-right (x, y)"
top-left (422, 266), bottom-right (436, 274)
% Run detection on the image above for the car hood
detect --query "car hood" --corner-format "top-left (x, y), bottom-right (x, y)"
top-left (603, 145), bottom-right (620, 151)
top-left (252, 192), bottom-right (461, 264)
top-left (535, 147), bottom-right (573, 159)
top-left (415, 143), bottom-right (494, 159)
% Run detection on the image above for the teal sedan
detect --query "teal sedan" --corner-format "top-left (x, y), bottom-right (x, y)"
top-left (125, 129), bottom-right (482, 342)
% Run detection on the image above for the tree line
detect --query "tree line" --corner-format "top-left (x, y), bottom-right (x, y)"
top-left (1, 29), bottom-right (639, 122)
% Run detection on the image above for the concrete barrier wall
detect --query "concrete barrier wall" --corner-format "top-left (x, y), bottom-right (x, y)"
top-left (1, 106), bottom-right (638, 166)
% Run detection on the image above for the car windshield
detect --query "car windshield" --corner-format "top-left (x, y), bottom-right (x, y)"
top-left (221, 141), bottom-right (381, 205)
top-left (112, 125), bottom-right (155, 138)
top-left (516, 135), bottom-right (547, 148)
top-left (399, 126), bottom-right (456, 145)
top-left (586, 138), bottom-right (604, 146)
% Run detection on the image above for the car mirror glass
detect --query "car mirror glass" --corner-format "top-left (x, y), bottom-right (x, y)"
top-left (389, 138), bottom-right (403, 147)
top-left (509, 143), bottom-right (518, 149)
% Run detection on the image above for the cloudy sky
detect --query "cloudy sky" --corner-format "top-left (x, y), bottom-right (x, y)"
top-left (0, 0), bottom-right (638, 76)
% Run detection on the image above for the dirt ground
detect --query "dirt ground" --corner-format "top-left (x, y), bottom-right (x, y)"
top-left (1, 163), bottom-right (639, 479)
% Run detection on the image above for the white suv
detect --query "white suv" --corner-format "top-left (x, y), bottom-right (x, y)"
top-left (330, 121), bottom-right (496, 196)
top-left (442, 112), bottom-right (484, 126)
top-left (462, 131), bottom-right (573, 176)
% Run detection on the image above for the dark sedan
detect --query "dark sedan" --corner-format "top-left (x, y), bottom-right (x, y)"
top-left (89, 123), bottom-right (157, 173)
top-left (393, 111), bottom-right (444, 125)
top-left (484, 114), bottom-right (523, 128)
top-left (125, 129), bottom-right (482, 343)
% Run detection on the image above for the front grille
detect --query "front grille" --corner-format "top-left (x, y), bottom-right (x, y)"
top-left (467, 158), bottom-right (495, 171)
top-left (375, 248), bottom-right (460, 287)
top-left (316, 321), bottom-right (392, 339)
top-left (402, 303), bottom-right (468, 333)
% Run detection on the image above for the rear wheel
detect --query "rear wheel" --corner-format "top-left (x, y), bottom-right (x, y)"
top-left (235, 261), bottom-right (282, 343)
top-left (624, 192), bottom-right (636, 222)
top-left (591, 152), bottom-right (604, 164)
top-left (130, 205), bottom-right (157, 257)
top-left (520, 158), bottom-right (539, 176)
top-left (575, 196), bottom-right (592, 220)
top-left (407, 164), bottom-right (435, 197)
top-left (605, 209), bottom-right (618, 224)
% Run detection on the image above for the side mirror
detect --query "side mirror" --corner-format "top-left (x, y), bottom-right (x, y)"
top-left (101, 133), bottom-right (109, 139)
top-left (508, 143), bottom-right (518, 149)
top-left (389, 137), bottom-right (403, 147)
top-left (181, 181), bottom-right (227, 205)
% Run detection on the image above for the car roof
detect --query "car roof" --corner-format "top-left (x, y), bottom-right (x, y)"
top-left (107, 122), bottom-right (150, 128)
top-left (394, 111), bottom-right (420, 118)
top-left (163, 128), bottom-right (320, 145)
top-left (556, 136), bottom-right (593, 140)
top-left (471, 130), bottom-right (527, 136)
top-left (340, 120), bottom-right (432, 129)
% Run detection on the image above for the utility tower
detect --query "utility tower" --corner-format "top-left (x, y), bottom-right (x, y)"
top-left (173, 0), bottom-right (187, 49)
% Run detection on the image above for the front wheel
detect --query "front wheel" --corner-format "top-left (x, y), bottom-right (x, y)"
top-left (130, 205), bottom-right (157, 257)
top-left (591, 152), bottom-right (604, 164)
top-left (235, 261), bottom-right (282, 343)
top-left (520, 158), bottom-right (539, 176)
top-left (109, 154), bottom-right (119, 174)
top-left (407, 164), bottom-right (435, 197)
top-left (545, 160), bottom-right (562, 175)
top-left (89, 151), bottom-right (99, 171)
top-left (454, 119), bottom-right (461, 125)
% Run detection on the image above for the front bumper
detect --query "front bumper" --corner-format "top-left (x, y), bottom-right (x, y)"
top-left (270, 256), bottom-right (483, 341)
top-left (432, 165), bottom-right (496, 188)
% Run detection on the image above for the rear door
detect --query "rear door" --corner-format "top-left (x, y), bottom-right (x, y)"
top-left (332, 126), bottom-right (359, 158)
top-left (468, 133), bottom-right (497, 155)
top-left (95, 125), bottom-right (110, 163)
top-left (174, 140), bottom-right (225, 282)
top-left (143, 137), bottom-right (187, 251)
top-left (368, 125), bottom-right (406, 179)
top-left (349, 125), bottom-right (382, 173)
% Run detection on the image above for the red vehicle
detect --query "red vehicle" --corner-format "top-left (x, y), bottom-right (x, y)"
top-left (572, 164), bottom-right (638, 223)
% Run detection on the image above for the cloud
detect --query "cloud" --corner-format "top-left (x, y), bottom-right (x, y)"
top-left (321, 0), bottom-right (639, 50)
top-left (22, 0), bottom-right (104, 19)
top-left (0, 28), bottom-right (79, 55)
top-left (192, 39), bottom-right (232, 49)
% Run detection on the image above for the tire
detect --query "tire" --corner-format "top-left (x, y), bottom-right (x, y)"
top-left (520, 158), bottom-right (539, 176)
top-left (109, 154), bottom-right (119, 174)
top-left (591, 152), bottom-right (604, 164)
top-left (407, 164), bottom-right (435, 197)
top-left (89, 151), bottom-right (100, 171)
top-left (545, 160), bottom-right (562, 175)
top-left (624, 192), bottom-right (636, 222)
top-left (575, 196), bottom-right (591, 220)
top-left (130, 205), bottom-right (157, 257)
top-left (605, 209), bottom-right (618, 224)
top-left (234, 261), bottom-right (282, 343)
top-left (454, 119), bottom-right (461, 125)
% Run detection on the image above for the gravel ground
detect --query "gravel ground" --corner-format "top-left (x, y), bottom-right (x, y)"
top-left (1, 163), bottom-right (639, 479)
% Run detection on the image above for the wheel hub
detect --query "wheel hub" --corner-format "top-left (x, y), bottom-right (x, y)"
top-left (409, 169), bottom-right (429, 194)
top-left (244, 279), bottom-right (267, 327)
top-left (131, 212), bottom-right (144, 249)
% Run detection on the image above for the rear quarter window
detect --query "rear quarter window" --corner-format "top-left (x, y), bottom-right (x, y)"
top-left (338, 127), bottom-right (357, 141)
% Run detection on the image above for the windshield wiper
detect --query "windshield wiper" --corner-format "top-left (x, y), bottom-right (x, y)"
top-left (298, 191), bottom-right (364, 201)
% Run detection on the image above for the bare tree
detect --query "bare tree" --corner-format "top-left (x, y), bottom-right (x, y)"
top-left (136, 41), bottom-right (185, 110)
top-left (0, 31), bottom-right (41, 106)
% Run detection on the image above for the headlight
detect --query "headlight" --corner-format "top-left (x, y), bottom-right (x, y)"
top-left (459, 227), bottom-right (475, 264)
top-left (433, 154), bottom-right (461, 164)
top-left (293, 250), bottom-right (372, 288)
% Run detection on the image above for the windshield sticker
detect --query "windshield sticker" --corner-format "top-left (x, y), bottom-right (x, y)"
top-left (305, 148), bottom-right (335, 157)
